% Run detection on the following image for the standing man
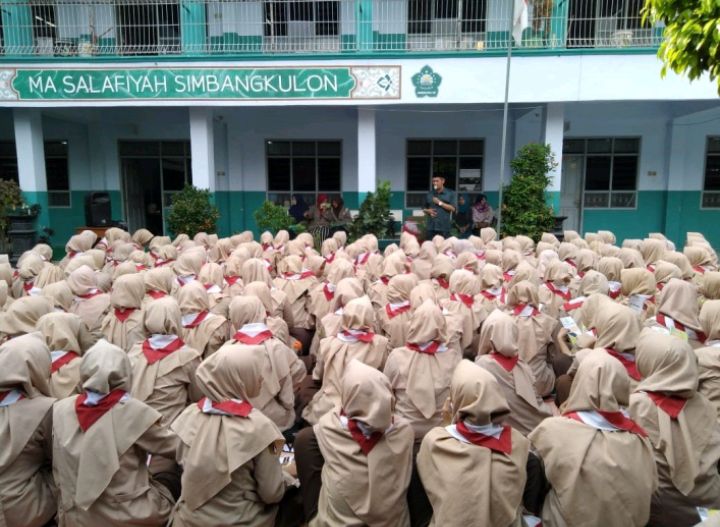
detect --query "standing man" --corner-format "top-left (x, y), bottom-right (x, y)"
top-left (424, 176), bottom-right (456, 238)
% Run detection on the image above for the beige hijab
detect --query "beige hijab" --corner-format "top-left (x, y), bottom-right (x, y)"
top-left (654, 261), bottom-right (682, 290)
top-left (314, 359), bottom-right (413, 527)
top-left (701, 272), bottom-right (720, 300)
top-left (417, 360), bottom-right (529, 527)
top-left (657, 278), bottom-right (703, 332)
top-left (42, 280), bottom-right (74, 312)
top-left (0, 296), bottom-right (53, 336)
top-left (618, 247), bottom-right (645, 269)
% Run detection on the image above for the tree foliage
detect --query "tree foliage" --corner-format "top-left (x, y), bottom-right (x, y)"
top-left (167, 184), bottom-right (220, 237)
top-left (254, 200), bottom-right (296, 234)
top-left (0, 179), bottom-right (24, 237)
top-left (501, 143), bottom-right (557, 241)
top-left (349, 181), bottom-right (393, 241)
top-left (644, 0), bottom-right (720, 93)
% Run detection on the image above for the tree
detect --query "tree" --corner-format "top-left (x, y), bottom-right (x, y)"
top-left (167, 184), bottom-right (220, 237)
top-left (348, 181), bottom-right (393, 241)
top-left (501, 143), bottom-right (557, 241)
top-left (643, 0), bottom-right (720, 93)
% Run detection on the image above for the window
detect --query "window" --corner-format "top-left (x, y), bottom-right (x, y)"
top-left (264, 1), bottom-right (339, 38)
top-left (116, 2), bottom-right (180, 55)
top-left (563, 137), bottom-right (640, 209)
top-left (408, 0), bottom-right (486, 34)
top-left (0, 142), bottom-right (18, 184)
top-left (266, 140), bottom-right (341, 206)
top-left (703, 137), bottom-right (720, 208)
top-left (31, 3), bottom-right (57, 54)
top-left (568, 0), bottom-right (651, 48)
top-left (406, 139), bottom-right (484, 208)
top-left (45, 141), bottom-right (70, 207)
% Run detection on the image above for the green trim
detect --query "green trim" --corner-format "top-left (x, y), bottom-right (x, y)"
top-left (181, 1), bottom-right (207, 53)
top-left (356, 0), bottom-right (373, 52)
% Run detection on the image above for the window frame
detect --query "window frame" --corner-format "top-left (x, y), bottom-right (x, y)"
top-left (405, 138), bottom-right (485, 209)
top-left (263, 0), bottom-right (340, 39)
top-left (407, 0), bottom-right (487, 35)
top-left (45, 140), bottom-right (71, 208)
top-left (701, 136), bottom-right (720, 210)
top-left (265, 139), bottom-right (343, 206)
top-left (564, 136), bottom-right (641, 210)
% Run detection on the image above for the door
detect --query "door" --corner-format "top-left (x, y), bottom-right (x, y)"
top-left (122, 158), bottom-right (163, 233)
top-left (560, 154), bottom-right (584, 232)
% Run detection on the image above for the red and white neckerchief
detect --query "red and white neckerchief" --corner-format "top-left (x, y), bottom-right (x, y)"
top-left (204, 283), bottom-right (222, 294)
top-left (338, 329), bottom-right (375, 343)
top-left (386, 300), bottom-right (411, 319)
top-left (323, 282), bottom-right (336, 301)
top-left (23, 280), bottom-right (42, 296)
top-left (481, 286), bottom-right (506, 304)
top-left (605, 348), bottom-right (641, 381)
top-left (0, 389), bottom-right (25, 407)
top-left (448, 420), bottom-right (512, 454)
top-left (490, 352), bottom-right (519, 372)
top-left (283, 270), bottom-right (314, 280)
top-left (135, 264), bottom-right (148, 272)
top-left (261, 242), bottom-right (272, 252)
top-left (340, 412), bottom-right (384, 455)
top-left (147, 290), bottom-right (167, 300)
top-left (67, 250), bottom-right (84, 259)
top-left (434, 277), bottom-right (450, 290)
top-left (644, 391), bottom-right (687, 419)
top-left (50, 350), bottom-right (80, 374)
top-left (451, 292), bottom-right (474, 309)
top-left (407, 340), bottom-right (446, 354)
top-left (198, 396), bottom-right (253, 417)
top-left (512, 304), bottom-right (540, 318)
top-left (608, 281), bottom-right (622, 299)
top-left (224, 275), bottom-right (242, 287)
top-left (182, 311), bottom-right (211, 329)
top-left (656, 282), bottom-right (666, 292)
top-left (176, 274), bottom-right (197, 287)
top-left (565, 259), bottom-right (577, 270)
top-left (11, 270), bottom-right (18, 280)
top-left (693, 265), bottom-right (708, 275)
top-left (544, 281), bottom-right (571, 301)
top-left (75, 389), bottom-right (129, 432)
top-left (75, 288), bottom-right (102, 300)
top-left (475, 251), bottom-right (486, 261)
top-left (325, 252), bottom-right (336, 264)
top-left (142, 335), bottom-right (184, 364)
top-left (503, 270), bottom-right (516, 283)
top-left (233, 323), bottom-right (273, 345)
top-left (154, 258), bottom-right (173, 267)
top-left (647, 264), bottom-right (656, 273)
top-left (655, 313), bottom-right (707, 343)
top-left (378, 276), bottom-right (390, 286)
top-left (564, 409), bottom-right (647, 437)
top-left (563, 296), bottom-right (587, 313)
top-left (355, 252), bottom-right (370, 266)
top-left (114, 307), bottom-right (137, 322)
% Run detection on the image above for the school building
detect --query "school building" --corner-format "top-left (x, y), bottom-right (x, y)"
top-left (0, 0), bottom-right (719, 252)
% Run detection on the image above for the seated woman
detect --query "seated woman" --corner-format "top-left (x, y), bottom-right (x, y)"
top-left (177, 281), bottom-right (229, 358)
top-left (310, 359), bottom-right (414, 527)
top-left (471, 194), bottom-right (494, 231)
top-left (441, 269), bottom-right (485, 357)
top-left (0, 295), bottom-right (54, 342)
top-left (328, 196), bottom-right (352, 234)
top-left (418, 360), bottom-right (530, 527)
top-left (52, 339), bottom-right (178, 526)
top-left (630, 330), bottom-right (720, 527)
top-left (0, 334), bottom-right (57, 527)
top-left (529, 352), bottom-right (657, 527)
top-left (101, 273), bottom-right (146, 352)
top-left (377, 274), bottom-right (417, 350)
top-left (697, 300), bottom-right (720, 425)
top-left (305, 194), bottom-right (334, 242)
top-left (67, 265), bottom-right (111, 334)
top-left (646, 278), bottom-right (707, 349)
top-left (171, 345), bottom-right (290, 527)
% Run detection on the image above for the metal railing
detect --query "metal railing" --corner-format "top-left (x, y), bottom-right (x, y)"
top-left (0, 0), bottom-right (663, 57)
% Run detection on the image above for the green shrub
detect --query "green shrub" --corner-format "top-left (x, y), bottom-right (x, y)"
top-left (348, 181), bottom-right (393, 240)
top-left (167, 185), bottom-right (220, 237)
top-left (501, 143), bottom-right (557, 241)
top-left (0, 179), bottom-right (24, 238)
top-left (254, 200), bottom-right (296, 234)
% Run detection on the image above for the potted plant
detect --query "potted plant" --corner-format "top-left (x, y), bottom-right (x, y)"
top-left (167, 185), bottom-right (220, 238)
top-left (254, 200), bottom-right (297, 235)
top-left (0, 179), bottom-right (24, 246)
top-left (500, 143), bottom-right (557, 241)
top-left (348, 181), bottom-right (394, 241)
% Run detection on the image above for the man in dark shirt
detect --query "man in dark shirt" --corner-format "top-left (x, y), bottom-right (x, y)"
top-left (424, 176), bottom-right (456, 238)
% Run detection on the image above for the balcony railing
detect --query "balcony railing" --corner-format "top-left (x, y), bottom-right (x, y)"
top-left (0, 0), bottom-right (664, 58)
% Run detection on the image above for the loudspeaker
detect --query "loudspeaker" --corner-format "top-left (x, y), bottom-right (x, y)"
top-left (84, 192), bottom-right (112, 227)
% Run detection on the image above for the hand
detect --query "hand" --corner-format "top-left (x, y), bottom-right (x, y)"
top-left (432, 197), bottom-right (441, 205)
top-left (426, 209), bottom-right (438, 218)
top-left (282, 461), bottom-right (298, 478)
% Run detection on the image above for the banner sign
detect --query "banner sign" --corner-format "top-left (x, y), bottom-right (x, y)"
top-left (0, 66), bottom-right (400, 102)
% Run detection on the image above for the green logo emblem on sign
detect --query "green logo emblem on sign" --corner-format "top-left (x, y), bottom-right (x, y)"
top-left (412, 65), bottom-right (441, 98)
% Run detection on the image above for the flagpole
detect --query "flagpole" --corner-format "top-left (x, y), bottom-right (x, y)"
top-left (495, 2), bottom-right (516, 235)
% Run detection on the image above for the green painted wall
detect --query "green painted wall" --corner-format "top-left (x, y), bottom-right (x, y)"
top-left (582, 190), bottom-right (667, 244)
top-left (664, 191), bottom-right (720, 249)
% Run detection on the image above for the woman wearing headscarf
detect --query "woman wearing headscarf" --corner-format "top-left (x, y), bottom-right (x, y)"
top-left (308, 257), bottom-right (355, 328)
top-left (0, 333), bottom-right (57, 527)
top-left (630, 331), bottom-right (720, 527)
top-left (439, 269), bottom-right (484, 357)
top-left (309, 276), bottom-right (364, 355)
top-left (288, 194), bottom-right (309, 224)
top-left (507, 280), bottom-right (563, 400)
top-left (621, 267), bottom-right (658, 319)
top-left (172, 247), bottom-right (205, 292)
top-left (131, 228), bottom-right (154, 250)
top-left (618, 247), bottom-right (646, 269)
top-left (37, 311), bottom-right (94, 399)
top-left (384, 300), bottom-right (461, 440)
top-left (242, 258), bottom-right (290, 319)
top-left (701, 272), bottom-right (720, 302)
top-left (68, 264), bottom-right (111, 333)
top-left (310, 359), bottom-right (414, 527)
top-left (697, 300), bottom-right (720, 424)
top-left (479, 263), bottom-right (507, 312)
top-left (171, 344), bottom-right (289, 527)
top-left (153, 244), bottom-right (177, 269)
top-left (128, 296), bottom-right (202, 425)
top-left (274, 254), bottom-right (318, 352)
top-left (377, 273), bottom-right (418, 350)
top-left (222, 255), bottom-right (245, 297)
top-left (224, 296), bottom-right (305, 431)
top-left (368, 251), bottom-right (408, 309)
top-left (418, 360), bottom-right (530, 527)
top-left (655, 260), bottom-right (683, 292)
top-left (539, 260), bottom-right (574, 318)
top-left (663, 251), bottom-right (697, 281)
top-left (242, 281), bottom-right (289, 344)
top-left (0, 295), bottom-right (53, 341)
top-left (641, 238), bottom-right (668, 272)
top-left (142, 266), bottom-right (175, 307)
top-left (101, 273), bottom-right (146, 352)
top-left (471, 195), bottom-right (494, 231)
top-left (646, 278), bottom-right (706, 349)
top-left (198, 262), bottom-right (230, 317)
top-left (429, 254), bottom-right (454, 302)
top-left (52, 340), bottom-right (178, 526)
top-left (453, 194), bottom-right (472, 238)
top-left (329, 196), bottom-right (352, 229)
top-left (42, 280), bottom-right (74, 312)
top-left (0, 281), bottom-right (13, 311)
top-left (475, 310), bottom-right (550, 435)
top-left (177, 281), bottom-right (229, 358)
top-left (302, 297), bottom-right (389, 425)
top-left (411, 241), bottom-right (436, 281)
top-left (529, 352), bottom-right (656, 527)
top-left (59, 233), bottom-right (95, 269)
top-left (14, 252), bottom-right (45, 297)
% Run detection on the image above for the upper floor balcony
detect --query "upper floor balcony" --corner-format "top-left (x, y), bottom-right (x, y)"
top-left (0, 0), bottom-right (663, 60)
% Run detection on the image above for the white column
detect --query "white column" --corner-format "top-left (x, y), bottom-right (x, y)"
top-left (357, 108), bottom-right (376, 195)
top-left (13, 109), bottom-right (46, 193)
top-left (541, 103), bottom-right (564, 196)
top-left (189, 107), bottom-right (215, 192)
